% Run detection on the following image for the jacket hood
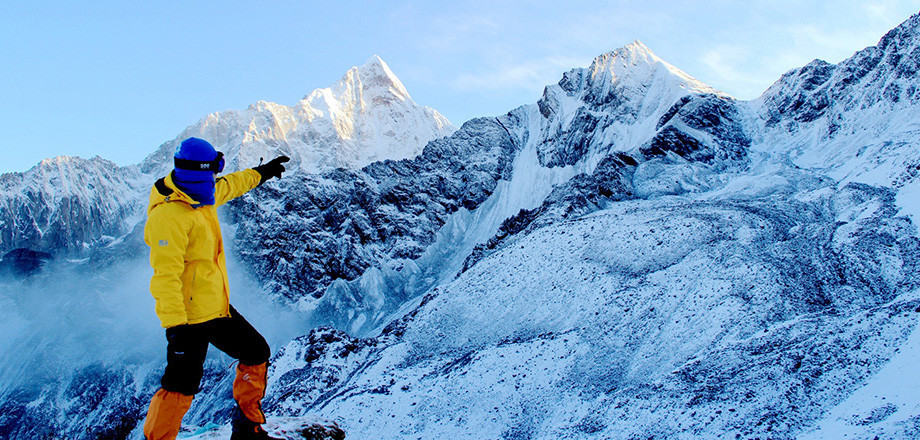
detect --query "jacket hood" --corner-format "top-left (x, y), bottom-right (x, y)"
top-left (147, 172), bottom-right (201, 213)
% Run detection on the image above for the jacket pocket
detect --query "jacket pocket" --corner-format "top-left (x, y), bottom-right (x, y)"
top-left (185, 261), bottom-right (199, 303)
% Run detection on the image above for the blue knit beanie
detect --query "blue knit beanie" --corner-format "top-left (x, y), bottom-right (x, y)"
top-left (173, 137), bottom-right (218, 206)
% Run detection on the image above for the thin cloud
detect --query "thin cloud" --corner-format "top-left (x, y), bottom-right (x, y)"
top-left (861, 0), bottom-right (917, 23)
top-left (699, 45), bottom-right (794, 99)
top-left (785, 24), bottom-right (881, 63)
top-left (450, 56), bottom-right (587, 92)
top-left (421, 14), bottom-right (503, 52)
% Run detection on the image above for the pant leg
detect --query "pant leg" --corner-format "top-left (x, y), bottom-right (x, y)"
top-left (145, 325), bottom-right (209, 440)
top-left (161, 324), bottom-right (210, 395)
top-left (209, 305), bottom-right (270, 365)
top-left (210, 306), bottom-right (271, 425)
top-left (231, 362), bottom-right (269, 424)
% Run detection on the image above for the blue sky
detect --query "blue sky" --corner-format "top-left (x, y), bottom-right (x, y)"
top-left (1, 1), bottom-right (917, 173)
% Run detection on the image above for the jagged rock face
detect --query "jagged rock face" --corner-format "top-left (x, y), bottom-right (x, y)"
top-left (265, 178), bottom-right (920, 439)
top-left (751, 13), bottom-right (920, 204)
top-left (230, 117), bottom-right (517, 305)
top-left (761, 59), bottom-right (837, 126)
top-left (534, 41), bottom-right (722, 168)
top-left (0, 157), bottom-right (145, 256)
top-left (759, 13), bottom-right (920, 134)
top-left (643, 93), bottom-right (749, 164)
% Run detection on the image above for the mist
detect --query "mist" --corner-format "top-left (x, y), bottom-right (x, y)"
top-left (0, 242), bottom-right (315, 399)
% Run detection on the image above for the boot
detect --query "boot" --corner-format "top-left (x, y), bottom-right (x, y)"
top-left (143, 388), bottom-right (194, 440)
top-left (230, 408), bottom-right (283, 440)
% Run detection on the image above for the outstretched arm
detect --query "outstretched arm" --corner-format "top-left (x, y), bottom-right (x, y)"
top-left (214, 156), bottom-right (290, 206)
top-left (214, 169), bottom-right (261, 206)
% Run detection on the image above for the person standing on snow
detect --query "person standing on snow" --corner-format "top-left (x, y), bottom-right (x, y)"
top-left (142, 137), bottom-right (289, 440)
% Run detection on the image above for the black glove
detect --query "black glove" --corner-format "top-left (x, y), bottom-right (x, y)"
top-left (253, 156), bottom-right (291, 185)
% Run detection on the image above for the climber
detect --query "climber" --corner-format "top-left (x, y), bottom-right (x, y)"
top-left (141, 137), bottom-right (290, 440)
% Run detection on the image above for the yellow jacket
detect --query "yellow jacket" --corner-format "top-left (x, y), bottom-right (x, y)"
top-left (144, 169), bottom-right (262, 328)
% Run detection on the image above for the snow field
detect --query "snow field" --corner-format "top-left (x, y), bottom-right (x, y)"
top-left (266, 166), bottom-right (919, 438)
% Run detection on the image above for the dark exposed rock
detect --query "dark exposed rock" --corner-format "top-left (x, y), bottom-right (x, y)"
top-left (264, 327), bottom-right (376, 416)
top-left (642, 94), bottom-right (749, 164)
top-left (299, 421), bottom-right (347, 440)
top-left (0, 248), bottom-right (53, 277)
top-left (231, 117), bottom-right (518, 301)
top-left (536, 108), bottom-right (601, 168)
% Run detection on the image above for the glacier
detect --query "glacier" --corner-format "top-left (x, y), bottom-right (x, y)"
top-left (2, 11), bottom-right (920, 440)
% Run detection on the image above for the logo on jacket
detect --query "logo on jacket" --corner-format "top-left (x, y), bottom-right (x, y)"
top-left (159, 240), bottom-right (168, 246)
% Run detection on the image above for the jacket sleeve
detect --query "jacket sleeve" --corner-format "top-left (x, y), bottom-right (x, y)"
top-left (145, 206), bottom-right (191, 328)
top-left (214, 169), bottom-right (262, 207)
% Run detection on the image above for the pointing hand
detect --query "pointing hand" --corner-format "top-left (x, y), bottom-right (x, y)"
top-left (254, 156), bottom-right (291, 184)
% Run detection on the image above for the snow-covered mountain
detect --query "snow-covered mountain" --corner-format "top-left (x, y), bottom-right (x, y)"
top-left (0, 55), bottom-right (454, 261)
top-left (0, 156), bottom-right (145, 257)
top-left (755, 13), bottom-right (920, 204)
top-left (139, 55), bottom-right (454, 177)
top-left (3, 11), bottom-right (920, 440)
top-left (241, 13), bottom-right (920, 440)
top-left (229, 41), bottom-right (752, 336)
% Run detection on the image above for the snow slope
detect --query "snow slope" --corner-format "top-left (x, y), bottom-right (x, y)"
top-left (800, 310), bottom-right (920, 439)
top-left (262, 174), bottom-right (918, 439)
